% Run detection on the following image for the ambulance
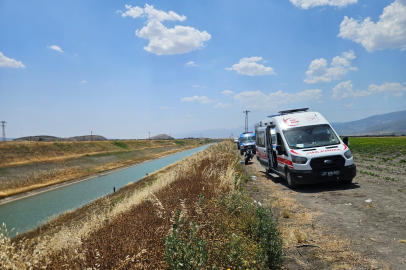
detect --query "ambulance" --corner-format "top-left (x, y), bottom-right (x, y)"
top-left (255, 108), bottom-right (356, 189)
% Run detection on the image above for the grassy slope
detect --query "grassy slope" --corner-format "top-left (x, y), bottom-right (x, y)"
top-left (0, 139), bottom-right (204, 167)
top-left (0, 139), bottom-right (212, 199)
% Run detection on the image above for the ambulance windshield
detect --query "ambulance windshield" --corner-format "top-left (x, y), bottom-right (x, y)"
top-left (240, 136), bottom-right (255, 143)
top-left (283, 124), bottom-right (340, 149)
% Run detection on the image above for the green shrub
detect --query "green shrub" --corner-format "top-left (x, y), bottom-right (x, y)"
top-left (255, 206), bottom-right (284, 270)
top-left (163, 211), bottom-right (208, 269)
top-left (174, 140), bottom-right (186, 146)
top-left (113, 141), bottom-right (129, 149)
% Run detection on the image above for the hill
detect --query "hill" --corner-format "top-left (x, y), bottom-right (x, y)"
top-left (174, 110), bottom-right (406, 138)
top-left (331, 110), bottom-right (406, 135)
top-left (13, 135), bottom-right (108, 142)
top-left (149, 134), bottom-right (174, 140)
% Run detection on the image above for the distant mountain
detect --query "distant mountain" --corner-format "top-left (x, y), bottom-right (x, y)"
top-left (150, 134), bottom-right (174, 140)
top-left (331, 110), bottom-right (406, 135)
top-left (13, 135), bottom-right (107, 141)
top-left (175, 110), bottom-right (406, 138)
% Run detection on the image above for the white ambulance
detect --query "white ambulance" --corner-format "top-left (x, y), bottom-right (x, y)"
top-left (255, 108), bottom-right (356, 189)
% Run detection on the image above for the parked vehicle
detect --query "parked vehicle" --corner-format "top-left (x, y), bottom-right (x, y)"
top-left (234, 138), bottom-right (240, 149)
top-left (239, 132), bottom-right (256, 155)
top-left (244, 148), bottom-right (254, 165)
top-left (255, 108), bottom-right (356, 189)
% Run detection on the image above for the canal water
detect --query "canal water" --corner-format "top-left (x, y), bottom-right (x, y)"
top-left (0, 144), bottom-right (212, 237)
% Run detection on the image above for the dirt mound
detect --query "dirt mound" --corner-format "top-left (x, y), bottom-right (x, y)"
top-left (149, 134), bottom-right (174, 140)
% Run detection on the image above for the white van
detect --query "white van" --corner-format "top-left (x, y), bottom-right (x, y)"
top-left (255, 108), bottom-right (356, 189)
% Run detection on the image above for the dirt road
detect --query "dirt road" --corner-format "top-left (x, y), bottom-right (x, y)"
top-left (243, 153), bottom-right (406, 269)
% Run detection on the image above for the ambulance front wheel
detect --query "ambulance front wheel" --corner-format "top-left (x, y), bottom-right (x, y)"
top-left (286, 169), bottom-right (299, 189)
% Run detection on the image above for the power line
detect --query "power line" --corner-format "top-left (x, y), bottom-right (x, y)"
top-left (1, 121), bottom-right (6, 142)
top-left (243, 110), bottom-right (250, 133)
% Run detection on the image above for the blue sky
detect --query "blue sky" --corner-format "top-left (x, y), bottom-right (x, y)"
top-left (1, 0), bottom-right (405, 139)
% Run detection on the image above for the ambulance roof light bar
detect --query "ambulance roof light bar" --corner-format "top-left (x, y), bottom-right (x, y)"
top-left (277, 108), bottom-right (309, 115)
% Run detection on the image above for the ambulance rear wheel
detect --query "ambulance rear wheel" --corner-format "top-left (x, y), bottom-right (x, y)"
top-left (286, 169), bottom-right (299, 189)
top-left (240, 150), bottom-right (244, 155)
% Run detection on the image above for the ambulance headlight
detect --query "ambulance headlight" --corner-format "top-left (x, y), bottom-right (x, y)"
top-left (344, 150), bottom-right (352, 159)
top-left (291, 155), bottom-right (308, 164)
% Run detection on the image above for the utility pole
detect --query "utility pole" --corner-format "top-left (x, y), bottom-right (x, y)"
top-left (149, 132), bottom-right (150, 140)
top-left (1, 121), bottom-right (6, 142)
top-left (91, 131), bottom-right (92, 141)
top-left (243, 110), bottom-right (250, 133)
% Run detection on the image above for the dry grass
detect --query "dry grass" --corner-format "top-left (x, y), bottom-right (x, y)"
top-left (258, 182), bottom-right (388, 269)
top-left (0, 142), bottom-right (203, 199)
top-left (1, 141), bottom-right (240, 269)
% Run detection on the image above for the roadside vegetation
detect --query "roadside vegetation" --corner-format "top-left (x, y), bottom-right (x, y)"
top-left (0, 139), bottom-right (212, 199)
top-left (1, 141), bottom-right (284, 269)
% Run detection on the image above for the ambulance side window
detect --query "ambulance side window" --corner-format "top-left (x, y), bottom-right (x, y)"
top-left (270, 128), bottom-right (276, 145)
top-left (257, 131), bottom-right (265, 148)
top-left (276, 133), bottom-right (287, 155)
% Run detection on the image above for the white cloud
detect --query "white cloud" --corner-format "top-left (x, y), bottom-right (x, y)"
top-left (180, 95), bottom-right (213, 103)
top-left (221, 90), bottom-right (234, 95)
top-left (290, 0), bottom-right (357, 9)
top-left (135, 20), bottom-right (211, 55)
top-left (192, 85), bottom-right (205, 88)
top-left (338, 0), bottom-right (406, 51)
top-left (214, 103), bottom-right (231, 108)
top-left (122, 4), bottom-right (186, 22)
top-left (186, 61), bottom-right (197, 67)
top-left (115, 10), bottom-right (123, 14)
top-left (0, 52), bottom-right (25, 68)
top-left (122, 4), bottom-right (210, 55)
top-left (331, 80), bottom-right (371, 100)
top-left (79, 80), bottom-right (87, 84)
top-left (160, 106), bottom-right (173, 109)
top-left (226, 57), bottom-right (275, 76)
top-left (318, 100), bottom-right (325, 103)
top-left (333, 81), bottom-right (406, 99)
top-left (47, 45), bottom-right (64, 53)
top-left (344, 103), bottom-right (354, 108)
top-left (304, 51), bottom-right (357, 84)
top-left (234, 89), bottom-right (322, 111)
top-left (368, 82), bottom-right (406, 97)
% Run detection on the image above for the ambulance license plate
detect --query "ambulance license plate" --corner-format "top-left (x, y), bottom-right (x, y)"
top-left (322, 171), bottom-right (340, 177)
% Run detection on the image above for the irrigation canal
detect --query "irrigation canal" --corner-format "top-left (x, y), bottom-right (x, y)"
top-left (0, 144), bottom-right (212, 238)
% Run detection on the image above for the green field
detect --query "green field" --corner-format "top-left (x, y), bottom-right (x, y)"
top-left (348, 137), bottom-right (406, 161)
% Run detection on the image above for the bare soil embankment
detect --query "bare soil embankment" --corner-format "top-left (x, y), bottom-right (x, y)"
top-left (0, 139), bottom-right (211, 199)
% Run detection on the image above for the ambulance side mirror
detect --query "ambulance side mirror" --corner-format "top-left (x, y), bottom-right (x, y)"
top-left (343, 137), bottom-right (349, 146)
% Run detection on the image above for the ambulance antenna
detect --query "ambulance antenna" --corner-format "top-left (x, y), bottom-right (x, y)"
top-left (311, 106), bottom-right (316, 116)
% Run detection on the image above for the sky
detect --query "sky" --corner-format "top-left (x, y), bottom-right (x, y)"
top-left (1, 0), bottom-right (405, 139)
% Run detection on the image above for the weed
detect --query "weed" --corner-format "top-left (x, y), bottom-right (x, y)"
top-left (294, 228), bottom-right (308, 243)
top-left (281, 209), bottom-right (291, 218)
top-left (113, 141), bottom-right (129, 149)
top-left (163, 211), bottom-right (208, 269)
top-left (174, 140), bottom-right (185, 146)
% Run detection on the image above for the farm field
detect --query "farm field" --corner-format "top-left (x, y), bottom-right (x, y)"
top-left (244, 137), bottom-right (406, 269)
top-left (0, 139), bottom-right (211, 199)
